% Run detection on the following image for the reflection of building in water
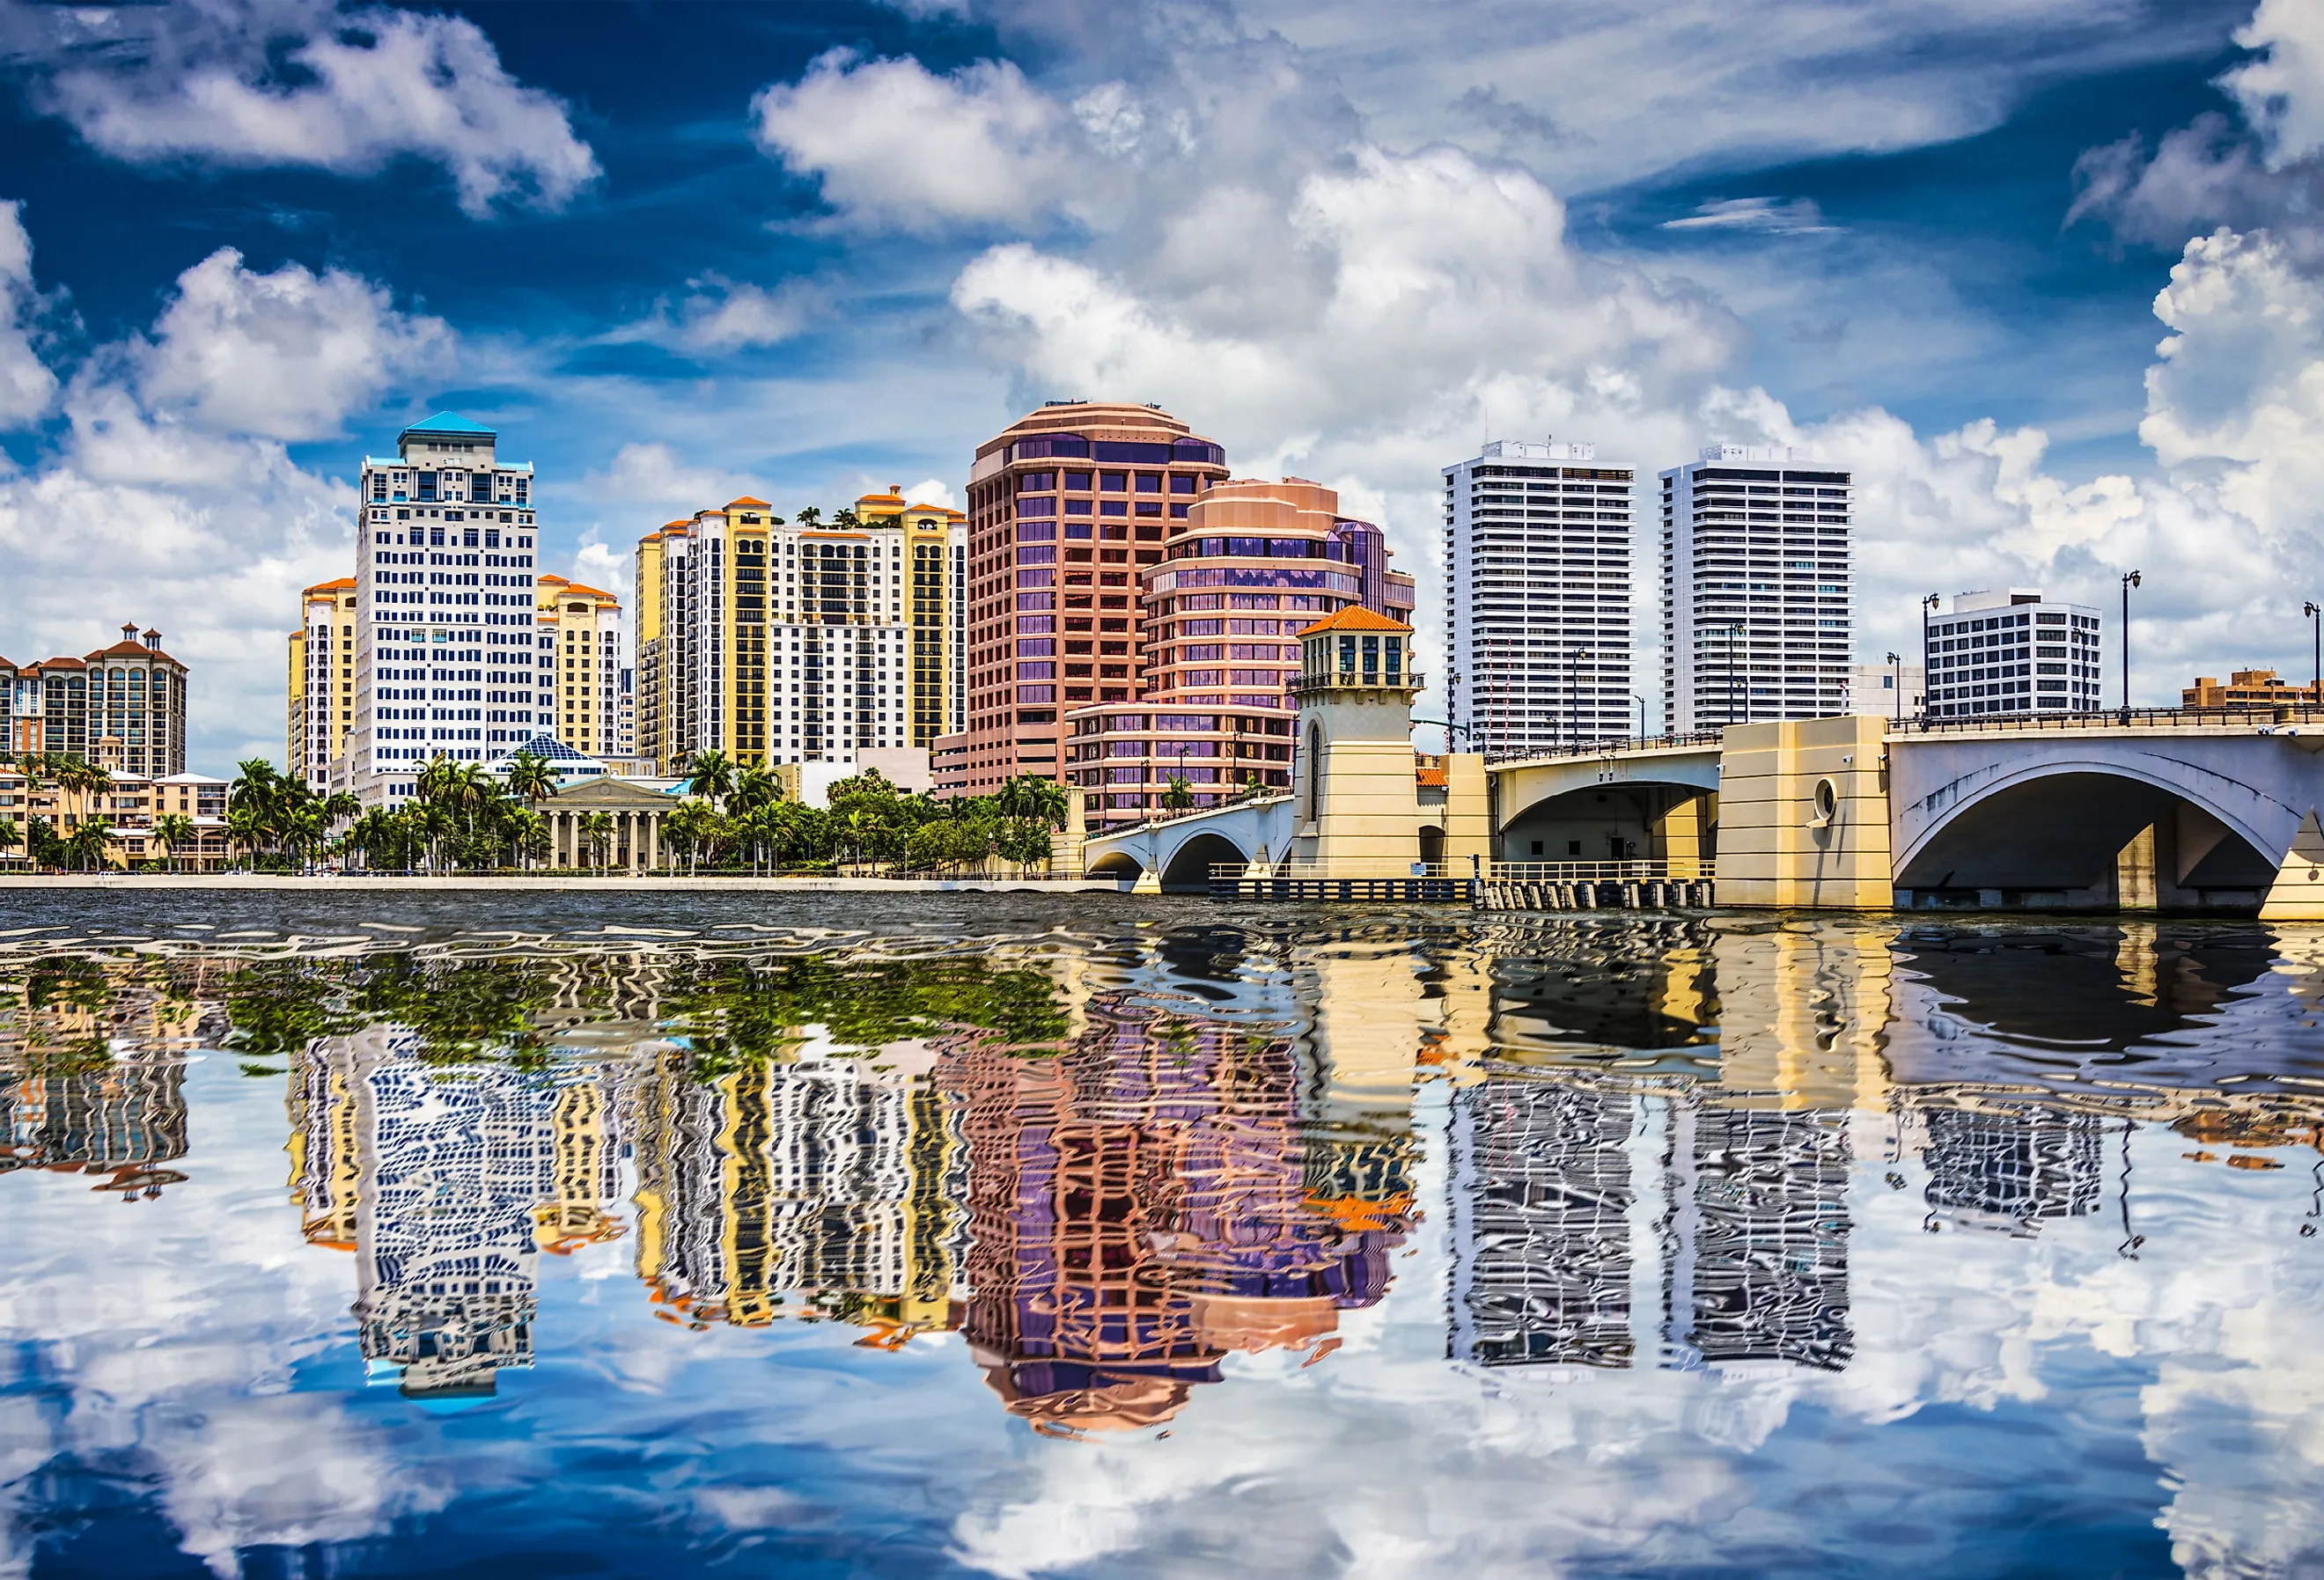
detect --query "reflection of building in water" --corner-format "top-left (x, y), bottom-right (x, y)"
top-left (290, 1031), bottom-right (625, 1400)
top-left (629, 1047), bottom-right (964, 1338)
top-left (1670, 1102), bottom-right (1852, 1372)
top-left (0, 1054), bottom-right (189, 1195)
top-left (1916, 1103), bottom-right (2104, 1236)
top-left (1450, 1079), bottom-right (1635, 1368)
top-left (944, 995), bottom-right (1409, 1435)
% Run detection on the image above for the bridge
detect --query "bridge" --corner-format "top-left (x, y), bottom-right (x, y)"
top-left (1080, 703), bottom-right (2324, 917)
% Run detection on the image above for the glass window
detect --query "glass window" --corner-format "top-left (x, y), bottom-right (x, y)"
top-left (1100, 472), bottom-right (1129, 492)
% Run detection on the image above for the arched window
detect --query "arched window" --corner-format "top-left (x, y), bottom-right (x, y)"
top-left (1305, 720), bottom-right (1323, 823)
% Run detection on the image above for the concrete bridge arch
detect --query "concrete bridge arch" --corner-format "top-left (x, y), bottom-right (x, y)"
top-left (1082, 797), bottom-right (1297, 892)
top-left (1489, 746), bottom-right (1724, 864)
top-left (1890, 736), bottom-right (2323, 908)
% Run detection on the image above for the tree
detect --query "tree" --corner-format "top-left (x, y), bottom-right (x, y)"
top-left (65, 816), bottom-right (116, 872)
top-left (151, 813), bottom-right (197, 873)
top-left (0, 815), bottom-right (21, 865)
top-left (26, 816), bottom-right (65, 873)
top-left (1161, 775), bottom-right (1195, 812)
top-left (682, 748), bottom-right (737, 808)
top-left (505, 751), bottom-right (558, 811)
top-left (578, 812), bottom-right (614, 873)
top-left (831, 507), bottom-right (861, 529)
top-left (794, 505), bottom-right (822, 527)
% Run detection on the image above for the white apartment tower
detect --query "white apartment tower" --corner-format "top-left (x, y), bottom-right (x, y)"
top-left (345, 412), bottom-right (557, 805)
top-left (1660, 445), bottom-right (1853, 732)
top-left (1443, 440), bottom-right (1636, 756)
top-left (1924, 588), bottom-right (2104, 719)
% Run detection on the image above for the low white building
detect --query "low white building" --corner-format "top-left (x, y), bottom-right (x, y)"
top-left (1923, 588), bottom-right (2105, 720)
top-left (1847, 661), bottom-right (1925, 720)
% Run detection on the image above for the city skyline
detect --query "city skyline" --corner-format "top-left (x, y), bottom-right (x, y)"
top-left (0, 1), bottom-right (2309, 775)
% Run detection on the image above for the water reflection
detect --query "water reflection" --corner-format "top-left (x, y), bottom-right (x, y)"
top-left (3, 905), bottom-right (2322, 1574)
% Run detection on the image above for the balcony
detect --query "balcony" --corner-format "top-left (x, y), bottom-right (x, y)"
top-left (1288, 669), bottom-right (1424, 697)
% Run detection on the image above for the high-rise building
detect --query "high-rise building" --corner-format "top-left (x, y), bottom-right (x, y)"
top-left (533, 577), bottom-right (623, 761)
top-left (960, 403), bottom-right (1231, 795)
top-left (1923, 588), bottom-right (2104, 720)
top-left (1063, 477), bottom-right (1416, 830)
top-left (0, 626), bottom-right (188, 776)
top-left (290, 578), bottom-right (358, 792)
top-left (1847, 660), bottom-right (1925, 722)
top-left (1442, 440), bottom-right (1636, 755)
top-left (345, 412), bottom-right (555, 804)
top-left (635, 492), bottom-right (960, 774)
top-left (1660, 445), bottom-right (1854, 732)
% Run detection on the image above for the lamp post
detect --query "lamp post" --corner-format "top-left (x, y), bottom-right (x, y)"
top-left (1921, 594), bottom-right (1940, 726)
top-left (2306, 601), bottom-right (2320, 714)
top-left (1566, 647), bottom-right (1592, 750)
top-left (1886, 650), bottom-right (1903, 724)
top-left (1633, 693), bottom-right (1648, 740)
top-left (2121, 570), bottom-right (2141, 714)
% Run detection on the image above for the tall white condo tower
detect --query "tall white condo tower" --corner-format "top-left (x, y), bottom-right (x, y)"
top-left (1442, 440), bottom-right (1636, 756)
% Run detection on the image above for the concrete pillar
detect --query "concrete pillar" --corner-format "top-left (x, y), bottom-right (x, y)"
top-left (2114, 824), bottom-right (2159, 909)
top-left (2261, 811), bottom-right (2324, 922)
top-left (1716, 716), bottom-right (1894, 909)
top-left (1440, 753), bottom-right (1492, 868)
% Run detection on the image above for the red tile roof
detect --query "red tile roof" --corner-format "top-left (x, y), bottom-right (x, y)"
top-left (1295, 605), bottom-right (1413, 638)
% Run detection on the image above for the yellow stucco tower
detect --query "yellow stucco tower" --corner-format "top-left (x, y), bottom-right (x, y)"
top-left (1287, 606), bottom-right (1426, 878)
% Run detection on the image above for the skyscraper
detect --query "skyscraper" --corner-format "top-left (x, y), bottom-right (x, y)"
top-left (533, 577), bottom-right (624, 761)
top-left (1659, 445), bottom-right (1854, 732)
top-left (633, 490), bottom-right (960, 774)
top-left (0, 626), bottom-right (189, 777)
top-left (960, 403), bottom-right (1230, 794)
top-left (345, 412), bottom-right (556, 803)
top-left (290, 577), bottom-right (357, 792)
top-left (1442, 440), bottom-right (1636, 755)
top-left (1063, 477), bottom-right (1416, 830)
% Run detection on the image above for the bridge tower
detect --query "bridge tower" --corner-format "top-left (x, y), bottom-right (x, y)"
top-left (1288, 607), bottom-right (1426, 877)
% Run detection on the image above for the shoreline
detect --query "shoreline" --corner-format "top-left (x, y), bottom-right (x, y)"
top-left (0, 874), bottom-right (1131, 893)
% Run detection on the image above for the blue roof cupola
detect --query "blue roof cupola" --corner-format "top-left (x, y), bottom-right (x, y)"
top-left (399, 411), bottom-right (496, 445)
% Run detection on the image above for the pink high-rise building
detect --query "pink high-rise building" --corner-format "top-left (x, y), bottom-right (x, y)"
top-left (960, 403), bottom-right (1230, 795)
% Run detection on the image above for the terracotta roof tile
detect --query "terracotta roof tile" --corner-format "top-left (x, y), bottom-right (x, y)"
top-left (1294, 605), bottom-right (1413, 638)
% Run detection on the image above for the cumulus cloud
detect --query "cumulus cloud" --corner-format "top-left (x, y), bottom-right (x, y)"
top-left (753, 50), bottom-right (1072, 233)
top-left (2224, 0), bottom-right (2324, 168)
top-left (0, 201), bottom-right (57, 429)
top-left (120, 247), bottom-right (453, 442)
top-left (0, 228), bottom-right (458, 769)
top-left (582, 441), bottom-right (764, 524)
top-left (6, 0), bottom-right (599, 217)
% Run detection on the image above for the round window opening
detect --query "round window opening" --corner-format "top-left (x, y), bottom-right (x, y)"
top-left (1813, 776), bottom-right (1839, 822)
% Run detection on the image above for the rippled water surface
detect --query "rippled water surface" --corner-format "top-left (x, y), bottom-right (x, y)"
top-left (5, 890), bottom-right (2323, 1578)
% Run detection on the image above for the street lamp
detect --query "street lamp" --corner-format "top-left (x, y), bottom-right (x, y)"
top-left (1566, 647), bottom-right (1592, 750)
top-left (1633, 693), bottom-right (1648, 740)
top-left (2306, 601), bottom-right (2320, 715)
top-left (2121, 570), bottom-right (2141, 714)
top-left (1886, 650), bottom-right (1904, 724)
top-left (1921, 594), bottom-right (1941, 727)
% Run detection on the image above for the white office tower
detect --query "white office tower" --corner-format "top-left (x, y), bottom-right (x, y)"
top-left (346, 412), bottom-right (555, 805)
top-left (1847, 662), bottom-right (1925, 720)
top-left (1660, 445), bottom-right (1853, 732)
top-left (1442, 440), bottom-right (1636, 755)
top-left (1925, 588), bottom-right (2104, 719)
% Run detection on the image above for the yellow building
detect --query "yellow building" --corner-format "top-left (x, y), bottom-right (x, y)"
top-left (2183, 669), bottom-right (2323, 709)
top-left (854, 488), bottom-right (968, 749)
top-left (636, 493), bottom-right (963, 773)
top-left (534, 576), bottom-right (622, 761)
top-left (290, 577), bottom-right (359, 790)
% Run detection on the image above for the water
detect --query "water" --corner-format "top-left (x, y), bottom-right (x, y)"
top-left (4, 891), bottom-right (2322, 1578)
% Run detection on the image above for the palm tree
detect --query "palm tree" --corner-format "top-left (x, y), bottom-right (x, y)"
top-left (505, 750), bottom-right (557, 810)
top-left (65, 816), bottom-right (115, 872)
top-left (0, 815), bottom-right (21, 866)
top-left (151, 813), bottom-right (196, 873)
top-left (794, 505), bottom-right (822, 527)
top-left (1161, 775), bottom-right (1195, 812)
top-left (681, 748), bottom-right (736, 808)
top-left (578, 811), bottom-right (614, 873)
top-left (831, 507), bottom-right (861, 529)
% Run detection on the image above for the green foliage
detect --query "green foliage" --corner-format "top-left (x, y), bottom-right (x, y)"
top-left (661, 954), bottom-right (1069, 1075)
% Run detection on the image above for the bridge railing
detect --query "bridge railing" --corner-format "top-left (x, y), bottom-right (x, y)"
top-left (1482, 732), bottom-right (1724, 766)
top-left (1485, 858), bottom-right (1714, 883)
top-left (1087, 790), bottom-right (1292, 841)
top-left (1897, 704), bottom-right (2324, 735)
top-left (1210, 862), bottom-right (1456, 881)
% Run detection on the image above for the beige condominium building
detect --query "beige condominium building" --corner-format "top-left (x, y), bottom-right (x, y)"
top-left (636, 491), bottom-right (964, 774)
top-left (290, 577), bottom-right (360, 792)
top-left (960, 403), bottom-right (1231, 796)
top-left (534, 577), bottom-right (623, 762)
top-left (0, 624), bottom-right (188, 777)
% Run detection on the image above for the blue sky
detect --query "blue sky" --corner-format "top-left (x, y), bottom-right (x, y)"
top-left (0, 0), bottom-right (2316, 772)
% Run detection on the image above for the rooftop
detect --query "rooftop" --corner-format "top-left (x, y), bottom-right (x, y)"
top-left (400, 411), bottom-right (496, 442)
top-left (1297, 605), bottom-right (1413, 638)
